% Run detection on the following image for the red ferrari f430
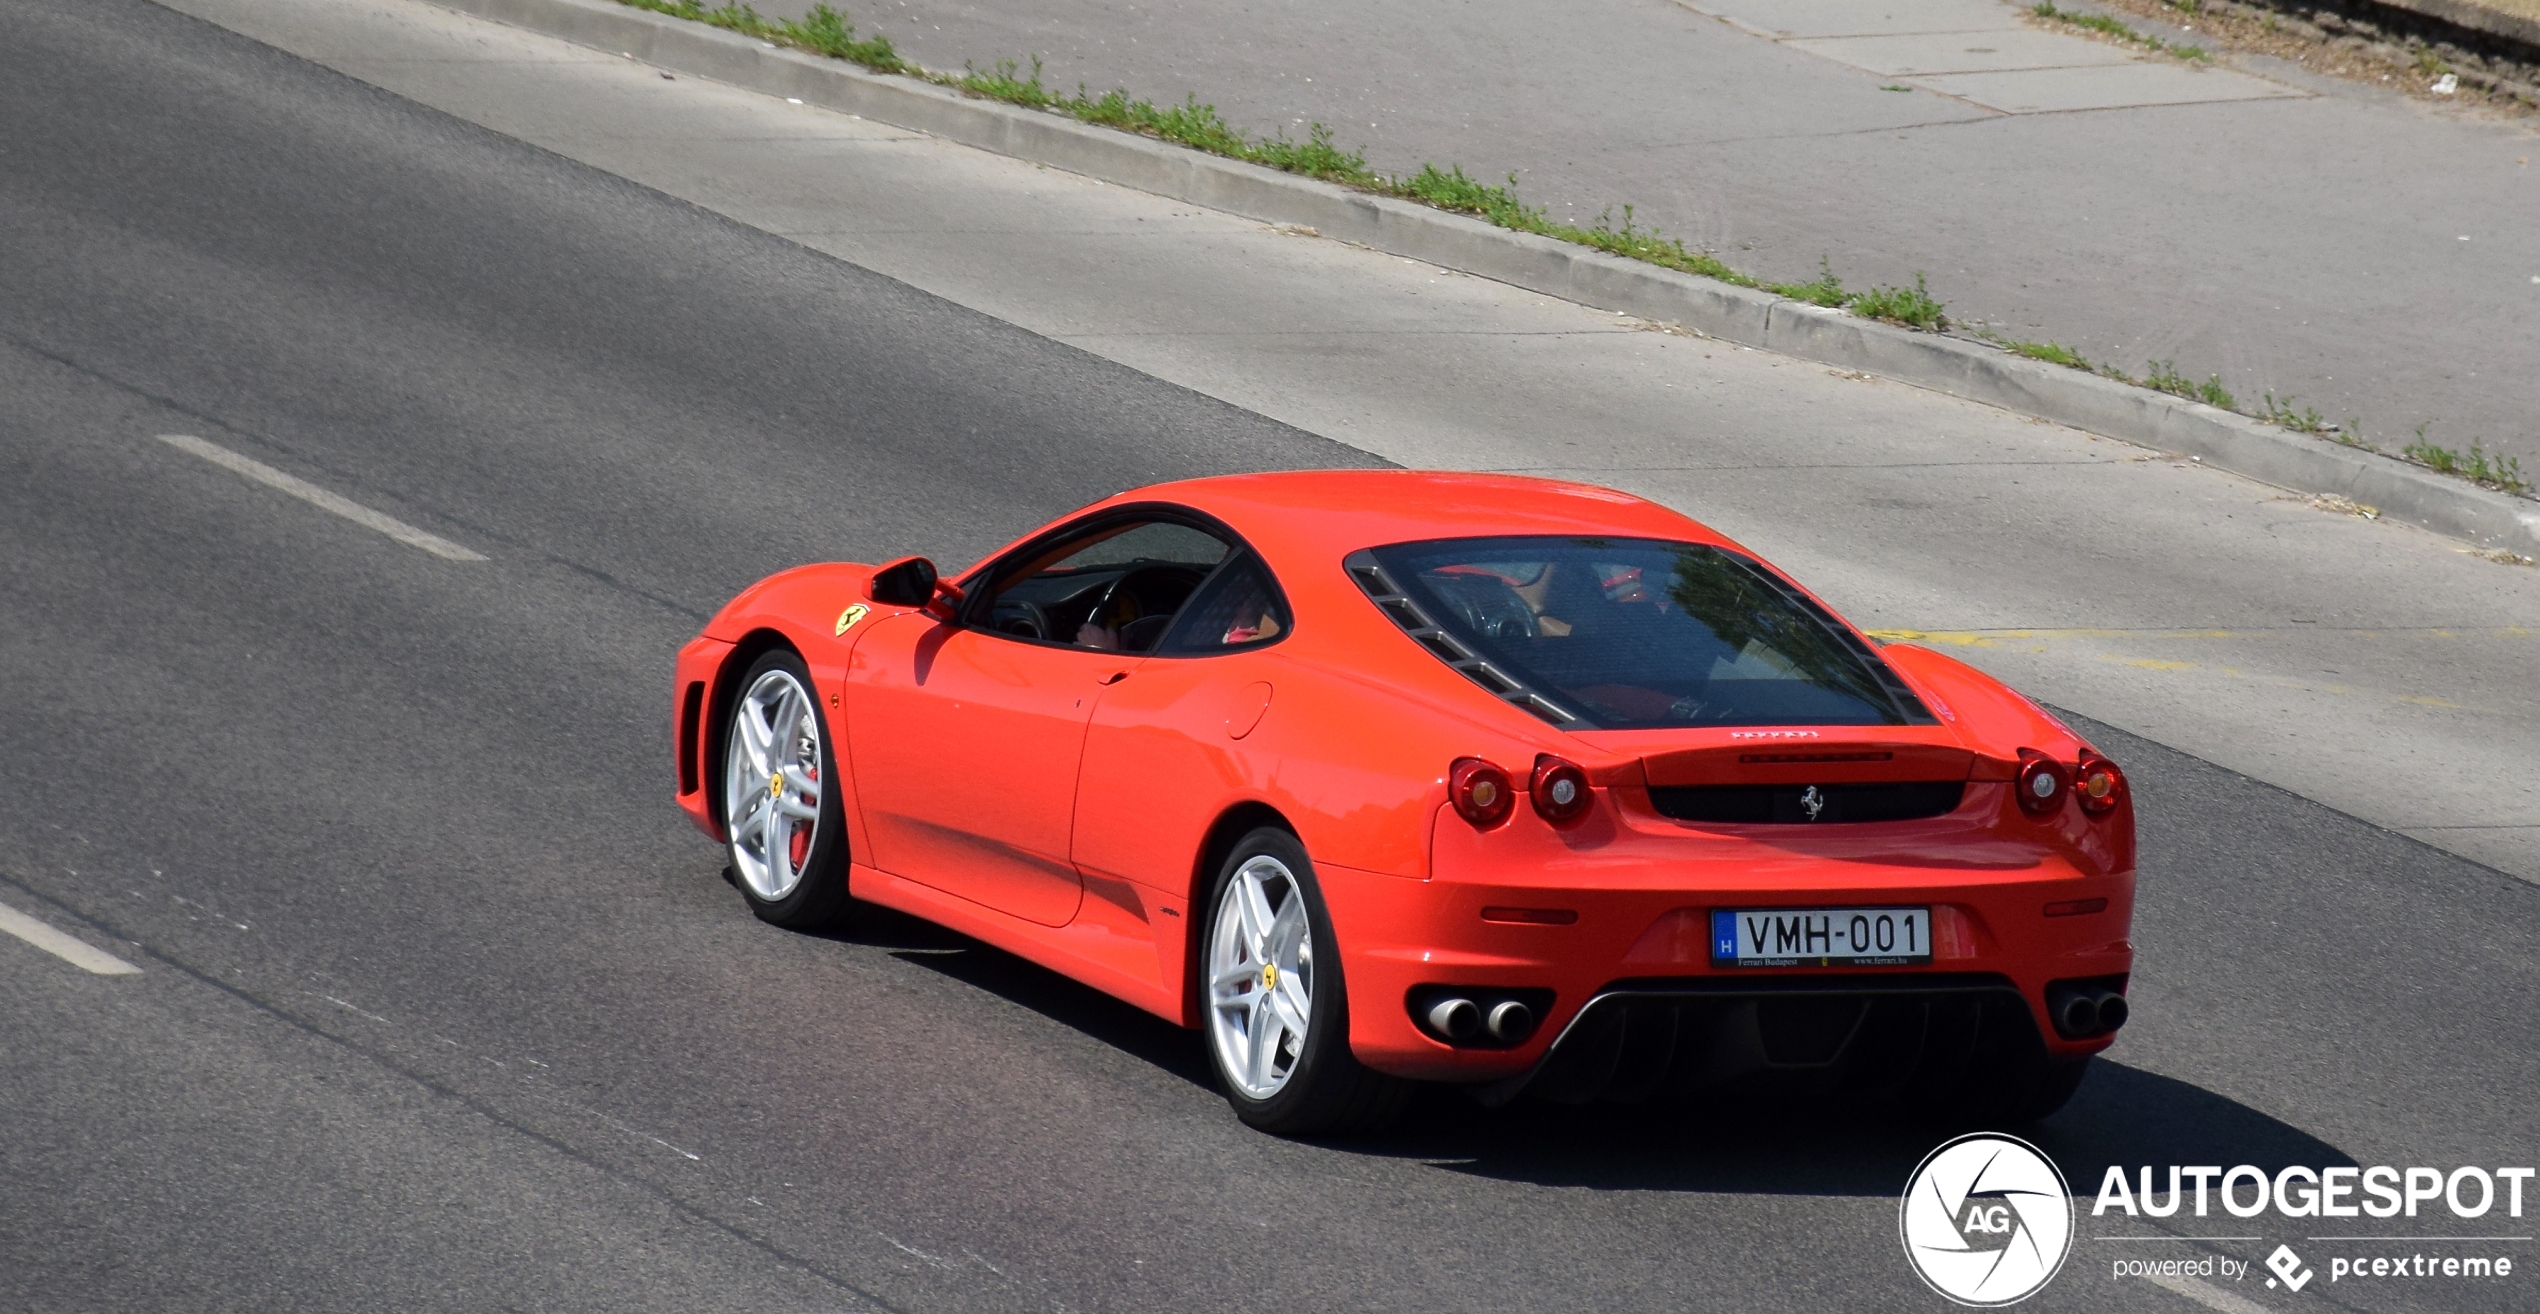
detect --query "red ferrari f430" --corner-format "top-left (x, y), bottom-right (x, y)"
top-left (671, 472), bottom-right (2134, 1134)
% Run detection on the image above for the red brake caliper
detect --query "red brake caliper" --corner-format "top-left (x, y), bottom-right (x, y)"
top-left (788, 765), bottom-right (817, 869)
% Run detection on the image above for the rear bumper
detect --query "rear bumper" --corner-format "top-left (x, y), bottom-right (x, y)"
top-left (1317, 793), bottom-right (2133, 1084)
top-left (1471, 974), bottom-right (2050, 1106)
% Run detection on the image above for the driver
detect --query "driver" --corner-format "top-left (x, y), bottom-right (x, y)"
top-left (1076, 588), bottom-right (1136, 649)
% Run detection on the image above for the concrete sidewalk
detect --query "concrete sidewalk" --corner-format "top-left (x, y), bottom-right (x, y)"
top-left (746, 0), bottom-right (2540, 475)
top-left (161, 0), bottom-right (2540, 882)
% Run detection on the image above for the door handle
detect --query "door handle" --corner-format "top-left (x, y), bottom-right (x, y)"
top-left (1097, 670), bottom-right (1130, 685)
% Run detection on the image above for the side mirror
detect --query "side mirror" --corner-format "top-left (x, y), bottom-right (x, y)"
top-left (866, 556), bottom-right (937, 605)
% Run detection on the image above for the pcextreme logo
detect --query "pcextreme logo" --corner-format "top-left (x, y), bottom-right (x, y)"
top-left (1900, 1133), bottom-right (2075, 1306)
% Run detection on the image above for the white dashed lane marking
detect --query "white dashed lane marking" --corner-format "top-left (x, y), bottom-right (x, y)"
top-left (0, 900), bottom-right (142, 975)
top-left (157, 433), bottom-right (488, 561)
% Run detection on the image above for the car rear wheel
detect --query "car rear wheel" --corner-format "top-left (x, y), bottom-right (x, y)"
top-left (721, 650), bottom-right (852, 930)
top-left (1202, 827), bottom-right (1410, 1135)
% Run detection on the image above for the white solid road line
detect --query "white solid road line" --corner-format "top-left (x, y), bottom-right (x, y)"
top-left (2148, 1270), bottom-right (2278, 1314)
top-left (0, 900), bottom-right (142, 976)
top-left (157, 433), bottom-right (488, 561)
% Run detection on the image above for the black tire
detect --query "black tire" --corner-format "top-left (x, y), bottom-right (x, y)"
top-left (1199, 827), bottom-right (1412, 1136)
top-left (719, 649), bottom-right (854, 930)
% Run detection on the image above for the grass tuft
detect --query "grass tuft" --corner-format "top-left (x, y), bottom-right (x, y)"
top-left (1851, 273), bottom-right (1948, 330)
top-left (2142, 359), bottom-right (2235, 409)
top-left (1766, 257), bottom-right (1850, 308)
top-left (617, 1), bottom-right (908, 71)
top-left (2403, 428), bottom-right (2529, 493)
top-left (2261, 392), bottom-right (2328, 434)
top-left (2012, 338), bottom-right (2090, 368)
top-left (2032, 1), bottom-right (2208, 59)
top-left (959, 57), bottom-right (1055, 107)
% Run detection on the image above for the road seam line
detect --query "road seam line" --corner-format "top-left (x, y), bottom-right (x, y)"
top-left (0, 900), bottom-right (143, 975)
top-left (157, 433), bottom-right (488, 561)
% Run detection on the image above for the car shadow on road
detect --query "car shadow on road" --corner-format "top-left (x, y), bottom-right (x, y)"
top-left (801, 904), bottom-right (2352, 1199)
top-left (1362, 1059), bottom-right (2352, 1198)
top-left (812, 903), bottom-right (1223, 1092)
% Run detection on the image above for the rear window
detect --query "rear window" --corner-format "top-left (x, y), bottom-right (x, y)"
top-left (1356, 537), bottom-right (1932, 729)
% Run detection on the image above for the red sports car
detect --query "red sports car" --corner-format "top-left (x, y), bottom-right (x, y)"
top-left (672, 472), bottom-right (2134, 1134)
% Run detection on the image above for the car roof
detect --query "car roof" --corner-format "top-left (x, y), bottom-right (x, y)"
top-left (1097, 470), bottom-right (1745, 557)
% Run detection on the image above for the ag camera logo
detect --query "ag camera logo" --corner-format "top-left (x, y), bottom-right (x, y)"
top-left (1901, 1133), bottom-right (2075, 1306)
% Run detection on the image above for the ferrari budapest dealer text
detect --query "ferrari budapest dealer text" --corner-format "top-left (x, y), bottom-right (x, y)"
top-left (1899, 1133), bottom-right (2532, 1305)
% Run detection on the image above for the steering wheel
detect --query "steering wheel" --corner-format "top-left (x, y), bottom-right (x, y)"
top-left (1084, 564), bottom-right (1207, 637)
top-left (1446, 582), bottom-right (1538, 640)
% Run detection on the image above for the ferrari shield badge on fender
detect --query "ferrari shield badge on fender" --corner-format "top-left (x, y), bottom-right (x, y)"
top-left (834, 603), bottom-right (870, 636)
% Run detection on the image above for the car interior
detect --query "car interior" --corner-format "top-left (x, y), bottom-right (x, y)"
top-left (1372, 537), bottom-right (1916, 729)
top-left (978, 519), bottom-right (1245, 654)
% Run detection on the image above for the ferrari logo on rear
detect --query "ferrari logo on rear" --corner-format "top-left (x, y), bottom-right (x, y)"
top-left (834, 603), bottom-right (870, 636)
top-left (1800, 785), bottom-right (1826, 821)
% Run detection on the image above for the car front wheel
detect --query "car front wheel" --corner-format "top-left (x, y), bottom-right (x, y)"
top-left (720, 650), bottom-right (853, 930)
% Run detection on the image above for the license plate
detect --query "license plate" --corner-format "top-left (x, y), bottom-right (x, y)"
top-left (1711, 907), bottom-right (1932, 967)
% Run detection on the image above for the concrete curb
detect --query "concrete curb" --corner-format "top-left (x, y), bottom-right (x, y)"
top-left (440, 0), bottom-right (2540, 553)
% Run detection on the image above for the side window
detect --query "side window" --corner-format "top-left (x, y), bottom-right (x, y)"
top-left (979, 518), bottom-right (1230, 652)
top-left (1156, 552), bottom-right (1291, 654)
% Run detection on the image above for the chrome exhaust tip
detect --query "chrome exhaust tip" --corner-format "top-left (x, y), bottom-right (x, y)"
top-left (1486, 999), bottom-right (1535, 1043)
top-left (1427, 996), bottom-right (1481, 1041)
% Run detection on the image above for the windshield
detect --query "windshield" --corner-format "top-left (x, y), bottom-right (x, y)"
top-left (1362, 536), bottom-right (1930, 729)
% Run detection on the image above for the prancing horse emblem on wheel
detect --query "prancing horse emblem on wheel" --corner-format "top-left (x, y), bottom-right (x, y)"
top-left (1800, 785), bottom-right (1826, 821)
top-left (770, 771), bottom-right (785, 799)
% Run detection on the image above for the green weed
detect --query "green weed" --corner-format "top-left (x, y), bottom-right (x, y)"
top-left (2403, 431), bottom-right (2529, 493)
top-left (2263, 392), bottom-right (2328, 433)
top-left (2142, 359), bottom-right (2235, 409)
top-left (1767, 257), bottom-right (1851, 308)
top-left (1561, 206), bottom-right (1755, 284)
top-left (960, 56), bottom-right (1054, 107)
top-left (1851, 273), bottom-right (1948, 330)
top-left (1988, 334), bottom-right (2091, 369)
top-left (2033, 1), bottom-right (2208, 59)
top-left (617, 1), bottom-right (907, 72)
top-left (786, 2), bottom-right (903, 66)
top-left (1072, 89), bottom-right (1256, 157)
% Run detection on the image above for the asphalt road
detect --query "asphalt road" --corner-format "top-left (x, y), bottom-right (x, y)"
top-left (1, 2), bottom-right (2533, 1311)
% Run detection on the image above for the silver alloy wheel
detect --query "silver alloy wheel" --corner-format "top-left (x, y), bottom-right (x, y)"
top-left (1206, 853), bottom-right (1315, 1099)
top-left (723, 668), bottom-right (823, 902)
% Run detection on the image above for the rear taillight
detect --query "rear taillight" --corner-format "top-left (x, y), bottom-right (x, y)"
top-left (1450, 757), bottom-right (1514, 828)
top-left (2015, 749), bottom-right (2068, 816)
top-left (2075, 751), bottom-right (2127, 816)
top-left (1530, 755), bottom-right (1592, 825)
